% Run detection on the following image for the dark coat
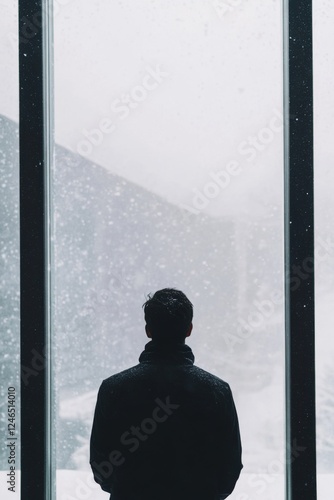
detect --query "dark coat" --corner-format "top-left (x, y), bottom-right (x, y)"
top-left (90, 340), bottom-right (243, 500)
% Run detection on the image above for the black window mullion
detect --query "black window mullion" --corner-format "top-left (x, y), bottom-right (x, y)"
top-left (283, 1), bottom-right (317, 499)
top-left (19, 1), bottom-right (51, 499)
top-left (17, 1), bottom-right (318, 499)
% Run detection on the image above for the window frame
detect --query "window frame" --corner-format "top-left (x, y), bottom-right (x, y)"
top-left (19, 0), bottom-right (53, 498)
top-left (19, 1), bottom-right (317, 499)
top-left (283, 1), bottom-right (317, 498)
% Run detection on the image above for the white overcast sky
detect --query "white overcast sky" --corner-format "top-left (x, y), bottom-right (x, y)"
top-left (0, 0), bottom-right (333, 216)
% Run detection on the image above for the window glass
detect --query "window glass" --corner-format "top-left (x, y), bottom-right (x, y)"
top-left (314, 1), bottom-right (334, 498)
top-left (0, 2), bottom-right (20, 498)
top-left (53, 1), bottom-right (284, 498)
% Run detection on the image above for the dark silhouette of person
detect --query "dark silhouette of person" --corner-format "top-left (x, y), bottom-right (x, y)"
top-left (90, 288), bottom-right (243, 500)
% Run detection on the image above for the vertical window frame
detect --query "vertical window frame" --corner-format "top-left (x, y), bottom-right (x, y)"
top-left (19, 1), bottom-right (53, 499)
top-left (18, 1), bottom-right (318, 499)
top-left (283, 0), bottom-right (317, 499)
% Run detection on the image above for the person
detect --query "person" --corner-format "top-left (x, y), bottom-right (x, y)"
top-left (90, 288), bottom-right (243, 500)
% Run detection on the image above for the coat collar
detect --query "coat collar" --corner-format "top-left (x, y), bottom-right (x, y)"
top-left (139, 340), bottom-right (195, 366)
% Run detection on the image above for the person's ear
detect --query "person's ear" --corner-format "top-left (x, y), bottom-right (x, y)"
top-left (185, 323), bottom-right (193, 337)
top-left (145, 324), bottom-right (152, 338)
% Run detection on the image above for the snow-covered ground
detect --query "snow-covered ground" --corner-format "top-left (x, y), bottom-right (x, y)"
top-left (1, 471), bottom-right (333, 499)
top-left (55, 471), bottom-right (284, 500)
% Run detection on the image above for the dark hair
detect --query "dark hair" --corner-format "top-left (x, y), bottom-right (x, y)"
top-left (142, 288), bottom-right (193, 343)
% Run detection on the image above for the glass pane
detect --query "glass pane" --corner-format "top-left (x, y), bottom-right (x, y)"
top-left (0, 2), bottom-right (20, 499)
top-left (53, 1), bottom-right (284, 498)
top-left (314, 1), bottom-right (334, 498)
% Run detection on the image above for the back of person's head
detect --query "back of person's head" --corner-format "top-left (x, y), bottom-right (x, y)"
top-left (142, 288), bottom-right (193, 344)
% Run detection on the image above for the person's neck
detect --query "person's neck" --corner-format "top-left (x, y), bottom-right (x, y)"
top-left (149, 338), bottom-right (186, 349)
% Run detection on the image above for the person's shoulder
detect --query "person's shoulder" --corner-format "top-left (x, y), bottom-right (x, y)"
top-left (190, 364), bottom-right (232, 394)
top-left (100, 363), bottom-right (143, 390)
